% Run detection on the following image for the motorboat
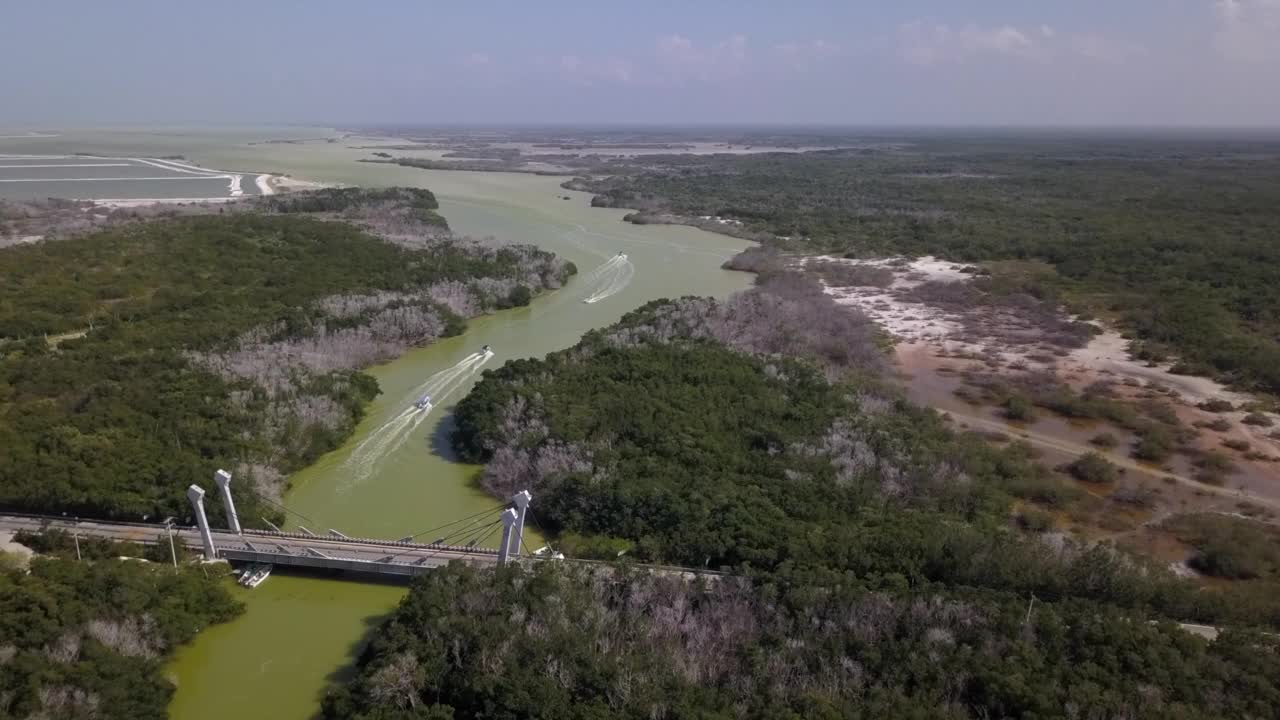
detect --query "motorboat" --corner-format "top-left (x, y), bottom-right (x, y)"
top-left (238, 563), bottom-right (272, 588)
top-left (481, 344), bottom-right (492, 354)
top-left (413, 393), bottom-right (432, 410)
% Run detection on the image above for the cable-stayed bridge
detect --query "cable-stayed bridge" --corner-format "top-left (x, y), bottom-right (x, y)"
top-left (0, 470), bottom-right (541, 580)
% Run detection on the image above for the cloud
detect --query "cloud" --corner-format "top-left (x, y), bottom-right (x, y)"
top-left (1214, 0), bottom-right (1280, 62)
top-left (655, 34), bottom-right (748, 83)
top-left (540, 35), bottom-right (756, 88)
top-left (898, 21), bottom-right (1144, 66)
top-left (554, 53), bottom-right (634, 87)
top-left (461, 52), bottom-right (491, 67)
top-left (772, 40), bottom-right (841, 70)
top-left (1068, 32), bottom-right (1146, 63)
top-left (898, 22), bottom-right (1042, 65)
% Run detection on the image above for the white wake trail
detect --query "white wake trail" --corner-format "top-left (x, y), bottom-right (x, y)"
top-left (386, 352), bottom-right (493, 456)
top-left (583, 257), bottom-right (635, 304)
top-left (344, 353), bottom-right (488, 482)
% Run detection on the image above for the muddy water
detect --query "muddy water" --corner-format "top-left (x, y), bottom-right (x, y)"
top-left (73, 131), bottom-right (753, 719)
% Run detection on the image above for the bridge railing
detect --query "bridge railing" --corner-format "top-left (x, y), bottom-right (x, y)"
top-left (239, 528), bottom-right (500, 556)
top-left (220, 548), bottom-right (454, 577)
top-left (0, 511), bottom-right (500, 557)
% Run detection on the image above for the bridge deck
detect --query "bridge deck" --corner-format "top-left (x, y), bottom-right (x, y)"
top-left (0, 514), bottom-right (501, 578)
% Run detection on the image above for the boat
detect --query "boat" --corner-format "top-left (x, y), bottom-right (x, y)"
top-left (618, 251), bottom-right (627, 260)
top-left (532, 545), bottom-right (566, 561)
top-left (481, 344), bottom-right (492, 354)
top-left (413, 393), bottom-right (432, 410)
top-left (238, 563), bottom-right (273, 588)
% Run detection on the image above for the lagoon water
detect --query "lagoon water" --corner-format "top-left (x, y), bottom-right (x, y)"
top-left (3, 128), bottom-right (754, 718)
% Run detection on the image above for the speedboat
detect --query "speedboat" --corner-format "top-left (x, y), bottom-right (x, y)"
top-left (617, 251), bottom-right (627, 260)
top-left (481, 344), bottom-right (492, 354)
top-left (413, 393), bottom-right (432, 410)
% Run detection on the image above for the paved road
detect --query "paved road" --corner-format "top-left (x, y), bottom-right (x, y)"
top-left (0, 514), bottom-right (502, 576)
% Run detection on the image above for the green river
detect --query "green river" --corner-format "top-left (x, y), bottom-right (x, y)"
top-left (1, 128), bottom-right (753, 718)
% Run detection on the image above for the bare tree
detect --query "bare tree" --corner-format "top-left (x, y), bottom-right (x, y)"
top-left (367, 651), bottom-right (425, 710)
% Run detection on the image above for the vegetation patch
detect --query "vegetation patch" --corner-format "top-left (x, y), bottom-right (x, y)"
top-left (1062, 452), bottom-right (1121, 484)
top-left (0, 544), bottom-right (240, 719)
top-left (0, 189), bottom-right (572, 524)
top-left (326, 542), bottom-right (1280, 719)
top-left (1164, 513), bottom-right (1280, 581)
top-left (1243, 412), bottom-right (1274, 427)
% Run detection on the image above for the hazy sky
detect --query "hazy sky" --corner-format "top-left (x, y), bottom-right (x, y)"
top-left (3, 0), bottom-right (1279, 127)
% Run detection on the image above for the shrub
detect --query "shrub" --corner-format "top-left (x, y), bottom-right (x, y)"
top-left (1132, 425), bottom-right (1176, 462)
top-left (722, 246), bottom-right (782, 274)
top-left (1194, 418), bottom-right (1232, 432)
top-left (1016, 508), bottom-right (1054, 532)
top-left (1194, 451), bottom-right (1237, 485)
top-left (1089, 432), bottom-right (1119, 448)
top-left (1143, 401), bottom-right (1180, 426)
top-left (1198, 399), bottom-right (1235, 413)
top-left (1110, 484), bottom-right (1158, 509)
top-left (501, 284), bottom-right (534, 308)
top-left (1222, 438), bottom-right (1251, 452)
top-left (1166, 514), bottom-right (1280, 580)
top-left (811, 260), bottom-right (895, 288)
top-left (557, 533), bottom-right (634, 560)
top-left (1003, 395), bottom-right (1035, 422)
top-left (1063, 452), bottom-right (1121, 484)
top-left (1243, 412), bottom-right (1275, 427)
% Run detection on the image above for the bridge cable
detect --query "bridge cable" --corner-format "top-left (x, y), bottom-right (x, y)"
top-left (526, 507), bottom-right (556, 552)
top-left (380, 514), bottom-right (505, 564)
top-left (520, 535), bottom-right (541, 559)
top-left (457, 518), bottom-right (504, 549)
top-left (428, 510), bottom-right (505, 546)
top-left (401, 502), bottom-right (509, 543)
top-left (238, 485), bottom-right (317, 529)
top-left (393, 517), bottom-right (504, 566)
top-left (474, 520), bottom-right (504, 549)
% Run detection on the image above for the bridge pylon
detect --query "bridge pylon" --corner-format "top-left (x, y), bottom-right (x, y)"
top-left (186, 485), bottom-right (217, 560)
top-left (213, 469), bottom-right (241, 534)
top-left (509, 490), bottom-right (532, 559)
top-left (497, 508), bottom-right (518, 566)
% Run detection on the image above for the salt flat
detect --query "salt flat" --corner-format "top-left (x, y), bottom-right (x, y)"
top-left (0, 154), bottom-right (264, 201)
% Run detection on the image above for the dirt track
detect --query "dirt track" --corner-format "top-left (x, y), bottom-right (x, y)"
top-left (943, 407), bottom-right (1280, 514)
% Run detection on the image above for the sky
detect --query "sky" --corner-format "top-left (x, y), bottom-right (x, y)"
top-left (2, 0), bottom-right (1278, 127)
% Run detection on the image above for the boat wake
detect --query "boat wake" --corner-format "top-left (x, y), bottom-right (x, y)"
top-left (581, 254), bottom-right (635, 304)
top-left (343, 350), bottom-right (494, 484)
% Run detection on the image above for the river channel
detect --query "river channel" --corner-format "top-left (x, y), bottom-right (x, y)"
top-left (7, 129), bottom-right (754, 718)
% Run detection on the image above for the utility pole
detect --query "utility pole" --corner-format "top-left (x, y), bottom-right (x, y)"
top-left (164, 517), bottom-right (178, 569)
top-left (62, 512), bottom-right (81, 562)
top-left (1025, 594), bottom-right (1037, 626)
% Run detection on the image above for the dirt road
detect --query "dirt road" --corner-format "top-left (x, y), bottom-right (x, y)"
top-left (943, 408), bottom-right (1280, 513)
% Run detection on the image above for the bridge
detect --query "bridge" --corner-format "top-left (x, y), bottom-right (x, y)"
top-left (0, 471), bottom-right (541, 580)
